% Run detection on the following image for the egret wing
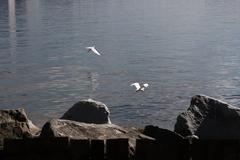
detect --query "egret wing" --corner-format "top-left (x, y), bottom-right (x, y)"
top-left (91, 47), bottom-right (101, 55)
top-left (131, 83), bottom-right (141, 90)
top-left (143, 83), bottom-right (149, 88)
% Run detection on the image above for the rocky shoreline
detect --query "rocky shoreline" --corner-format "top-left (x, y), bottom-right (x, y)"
top-left (1, 94), bottom-right (240, 149)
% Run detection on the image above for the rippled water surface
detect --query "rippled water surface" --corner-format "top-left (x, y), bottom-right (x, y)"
top-left (1, 0), bottom-right (240, 129)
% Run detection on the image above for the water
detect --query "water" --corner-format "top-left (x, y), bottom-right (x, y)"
top-left (1, 0), bottom-right (240, 129)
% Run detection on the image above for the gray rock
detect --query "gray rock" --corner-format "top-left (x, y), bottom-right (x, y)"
top-left (0, 108), bottom-right (40, 145)
top-left (61, 99), bottom-right (111, 124)
top-left (174, 95), bottom-right (240, 139)
top-left (40, 119), bottom-right (153, 151)
top-left (143, 125), bottom-right (184, 141)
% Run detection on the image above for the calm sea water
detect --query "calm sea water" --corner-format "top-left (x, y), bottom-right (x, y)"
top-left (1, 0), bottom-right (240, 129)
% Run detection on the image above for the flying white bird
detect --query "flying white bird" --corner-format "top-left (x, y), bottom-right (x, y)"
top-left (85, 46), bottom-right (101, 56)
top-left (131, 82), bottom-right (149, 91)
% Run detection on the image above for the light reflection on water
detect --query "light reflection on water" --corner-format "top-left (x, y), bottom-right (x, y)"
top-left (0, 0), bottom-right (240, 129)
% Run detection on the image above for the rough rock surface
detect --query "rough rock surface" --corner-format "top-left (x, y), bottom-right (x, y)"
top-left (0, 108), bottom-right (40, 145)
top-left (40, 119), bottom-right (153, 149)
top-left (61, 99), bottom-right (111, 124)
top-left (174, 95), bottom-right (240, 139)
top-left (143, 125), bottom-right (184, 141)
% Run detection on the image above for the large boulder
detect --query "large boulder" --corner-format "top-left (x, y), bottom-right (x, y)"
top-left (61, 99), bottom-right (111, 124)
top-left (40, 119), bottom-right (153, 151)
top-left (174, 95), bottom-right (240, 139)
top-left (0, 108), bottom-right (40, 145)
top-left (143, 125), bottom-right (184, 141)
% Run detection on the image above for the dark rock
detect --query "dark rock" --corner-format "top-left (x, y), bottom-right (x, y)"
top-left (40, 119), bottom-right (153, 152)
top-left (0, 108), bottom-right (40, 145)
top-left (143, 125), bottom-right (190, 160)
top-left (184, 135), bottom-right (199, 144)
top-left (174, 95), bottom-right (240, 139)
top-left (61, 99), bottom-right (111, 124)
top-left (143, 125), bottom-right (184, 141)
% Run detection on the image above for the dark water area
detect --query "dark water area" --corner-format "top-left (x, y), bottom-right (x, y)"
top-left (1, 0), bottom-right (240, 129)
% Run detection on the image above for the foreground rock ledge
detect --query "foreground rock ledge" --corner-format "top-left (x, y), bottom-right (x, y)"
top-left (40, 119), bottom-right (153, 150)
top-left (174, 94), bottom-right (240, 139)
top-left (0, 108), bottom-right (40, 145)
top-left (61, 99), bottom-right (111, 124)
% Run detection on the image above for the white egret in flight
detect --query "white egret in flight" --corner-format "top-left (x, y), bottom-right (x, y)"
top-left (86, 46), bottom-right (101, 56)
top-left (131, 82), bottom-right (149, 91)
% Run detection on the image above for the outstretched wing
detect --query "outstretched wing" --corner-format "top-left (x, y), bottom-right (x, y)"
top-left (86, 47), bottom-right (91, 50)
top-left (131, 83), bottom-right (141, 90)
top-left (91, 47), bottom-right (101, 56)
top-left (143, 83), bottom-right (149, 88)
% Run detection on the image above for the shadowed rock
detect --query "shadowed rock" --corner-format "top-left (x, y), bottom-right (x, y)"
top-left (174, 95), bottom-right (240, 139)
top-left (61, 99), bottom-right (111, 124)
top-left (143, 125), bottom-right (184, 141)
top-left (0, 108), bottom-right (40, 145)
